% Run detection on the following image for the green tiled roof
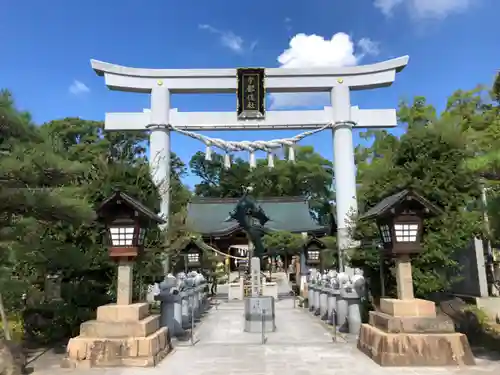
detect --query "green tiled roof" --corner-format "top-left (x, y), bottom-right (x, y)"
top-left (187, 196), bottom-right (328, 236)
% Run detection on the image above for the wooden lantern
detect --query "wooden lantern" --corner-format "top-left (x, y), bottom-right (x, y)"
top-left (305, 237), bottom-right (325, 266)
top-left (360, 189), bottom-right (443, 256)
top-left (97, 191), bottom-right (165, 259)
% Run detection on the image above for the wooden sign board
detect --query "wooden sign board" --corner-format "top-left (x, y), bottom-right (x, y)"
top-left (237, 68), bottom-right (266, 120)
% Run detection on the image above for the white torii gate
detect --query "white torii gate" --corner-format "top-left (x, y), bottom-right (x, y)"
top-left (91, 56), bottom-right (409, 270)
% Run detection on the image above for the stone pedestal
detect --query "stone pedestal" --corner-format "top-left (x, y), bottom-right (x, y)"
top-left (340, 285), bottom-right (363, 335)
top-left (336, 294), bottom-right (348, 332)
top-left (244, 296), bottom-right (276, 333)
top-left (262, 282), bottom-right (278, 299)
top-left (62, 303), bottom-right (171, 368)
top-left (319, 287), bottom-right (329, 320)
top-left (228, 278), bottom-right (244, 300)
top-left (250, 257), bottom-right (262, 296)
top-left (308, 284), bottom-right (315, 311)
top-left (326, 288), bottom-right (338, 325)
top-left (357, 298), bottom-right (475, 366)
top-left (313, 286), bottom-right (321, 316)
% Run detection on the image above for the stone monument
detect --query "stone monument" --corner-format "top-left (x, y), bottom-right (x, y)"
top-left (244, 257), bottom-right (276, 333)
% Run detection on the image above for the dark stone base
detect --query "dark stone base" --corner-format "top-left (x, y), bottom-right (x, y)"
top-left (357, 323), bottom-right (476, 366)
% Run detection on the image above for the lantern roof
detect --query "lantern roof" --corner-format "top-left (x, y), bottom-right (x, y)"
top-left (97, 190), bottom-right (165, 224)
top-left (359, 189), bottom-right (443, 221)
top-left (305, 237), bottom-right (326, 249)
top-left (172, 236), bottom-right (212, 253)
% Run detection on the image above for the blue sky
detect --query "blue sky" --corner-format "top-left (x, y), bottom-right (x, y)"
top-left (1, 0), bottom-right (498, 189)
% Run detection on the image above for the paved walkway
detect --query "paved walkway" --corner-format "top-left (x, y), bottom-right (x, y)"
top-left (110, 299), bottom-right (499, 375)
top-left (30, 274), bottom-right (500, 375)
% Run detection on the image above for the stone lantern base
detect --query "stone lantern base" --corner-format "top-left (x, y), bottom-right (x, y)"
top-left (357, 298), bottom-right (475, 366)
top-left (62, 303), bottom-right (171, 368)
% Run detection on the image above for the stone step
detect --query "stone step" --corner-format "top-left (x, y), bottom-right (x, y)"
top-left (96, 302), bottom-right (150, 322)
top-left (79, 315), bottom-right (160, 338)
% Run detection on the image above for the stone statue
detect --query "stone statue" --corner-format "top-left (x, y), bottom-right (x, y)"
top-left (351, 268), bottom-right (365, 295)
top-left (337, 272), bottom-right (349, 288)
top-left (176, 272), bottom-right (187, 290)
top-left (159, 274), bottom-right (177, 291)
top-left (309, 268), bottom-right (317, 283)
top-left (321, 272), bottom-right (329, 286)
top-left (328, 270), bottom-right (339, 289)
top-left (315, 271), bottom-right (322, 284)
top-left (227, 187), bottom-right (269, 260)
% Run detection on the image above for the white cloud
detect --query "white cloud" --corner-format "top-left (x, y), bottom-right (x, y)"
top-left (357, 38), bottom-right (380, 58)
top-left (374, 0), bottom-right (474, 19)
top-left (69, 80), bottom-right (90, 95)
top-left (199, 24), bottom-right (256, 54)
top-left (270, 33), bottom-right (379, 109)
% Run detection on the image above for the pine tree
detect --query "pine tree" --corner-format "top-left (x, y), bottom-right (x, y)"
top-left (0, 90), bottom-right (94, 340)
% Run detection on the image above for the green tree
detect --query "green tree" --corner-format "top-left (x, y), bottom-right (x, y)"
top-left (262, 231), bottom-right (304, 256)
top-left (0, 90), bottom-right (95, 339)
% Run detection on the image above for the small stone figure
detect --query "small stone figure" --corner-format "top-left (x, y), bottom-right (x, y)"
top-left (351, 268), bottom-right (365, 295)
top-left (315, 271), bottom-right (322, 285)
top-left (309, 268), bottom-right (318, 284)
top-left (159, 273), bottom-right (177, 291)
top-left (337, 272), bottom-right (349, 287)
top-left (176, 272), bottom-right (187, 291)
top-left (321, 272), bottom-right (329, 287)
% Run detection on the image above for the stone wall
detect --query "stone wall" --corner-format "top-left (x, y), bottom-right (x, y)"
top-left (449, 238), bottom-right (488, 298)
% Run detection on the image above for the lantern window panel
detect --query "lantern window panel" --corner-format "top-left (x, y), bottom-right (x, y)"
top-left (138, 228), bottom-right (146, 245)
top-left (394, 223), bottom-right (419, 243)
top-left (308, 250), bottom-right (320, 260)
top-left (187, 253), bottom-right (200, 263)
top-left (109, 226), bottom-right (135, 246)
top-left (380, 224), bottom-right (391, 243)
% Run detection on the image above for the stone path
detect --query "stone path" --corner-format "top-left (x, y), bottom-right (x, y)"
top-left (30, 275), bottom-right (500, 375)
top-left (109, 298), bottom-right (499, 375)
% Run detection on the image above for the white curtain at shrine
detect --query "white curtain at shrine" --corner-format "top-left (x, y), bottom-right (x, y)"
top-left (229, 244), bottom-right (249, 268)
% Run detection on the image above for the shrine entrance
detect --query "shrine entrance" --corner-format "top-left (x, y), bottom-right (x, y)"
top-left (91, 56), bottom-right (409, 272)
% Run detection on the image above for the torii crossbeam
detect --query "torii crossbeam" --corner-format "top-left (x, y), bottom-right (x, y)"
top-left (91, 56), bottom-right (409, 272)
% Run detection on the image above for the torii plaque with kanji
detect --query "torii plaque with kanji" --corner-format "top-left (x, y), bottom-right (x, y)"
top-left (237, 67), bottom-right (265, 120)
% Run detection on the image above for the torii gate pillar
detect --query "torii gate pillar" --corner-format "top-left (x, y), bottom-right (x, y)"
top-left (331, 84), bottom-right (357, 270)
top-left (148, 86), bottom-right (171, 226)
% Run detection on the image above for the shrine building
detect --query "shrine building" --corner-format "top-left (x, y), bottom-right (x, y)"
top-left (183, 196), bottom-right (334, 271)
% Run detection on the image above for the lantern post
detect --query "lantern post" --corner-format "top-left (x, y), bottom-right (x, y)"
top-left (97, 191), bottom-right (165, 305)
top-left (63, 191), bottom-right (171, 369)
top-left (356, 190), bottom-right (475, 367)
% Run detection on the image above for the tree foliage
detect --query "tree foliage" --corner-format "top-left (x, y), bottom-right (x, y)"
top-left (351, 84), bottom-right (500, 298)
top-left (262, 231), bottom-right (304, 256)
